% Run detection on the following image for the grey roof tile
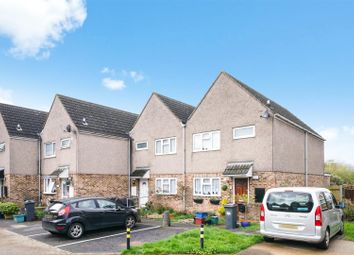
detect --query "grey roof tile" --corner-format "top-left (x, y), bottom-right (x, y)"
top-left (155, 93), bottom-right (195, 123)
top-left (223, 72), bottom-right (322, 138)
top-left (57, 95), bottom-right (138, 138)
top-left (0, 103), bottom-right (47, 139)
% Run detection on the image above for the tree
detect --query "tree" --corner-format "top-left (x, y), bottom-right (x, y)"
top-left (325, 161), bottom-right (354, 185)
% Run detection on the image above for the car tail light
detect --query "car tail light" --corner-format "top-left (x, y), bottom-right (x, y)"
top-left (260, 204), bottom-right (265, 222)
top-left (58, 205), bottom-right (71, 217)
top-left (315, 205), bottom-right (322, 226)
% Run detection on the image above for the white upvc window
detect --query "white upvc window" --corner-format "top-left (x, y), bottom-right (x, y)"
top-left (43, 177), bottom-right (56, 194)
top-left (193, 131), bottom-right (220, 152)
top-left (155, 137), bottom-right (176, 155)
top-left (136, 141), bottom-right (148, 151)
top-left (44, 142), bottom-right (56, 158)
top-left (0, 143), bottom-right (5, 152)
top-left (156, 178), bottom-right (177, 195)
top-left (233, 125), bottom-right (255, 139)
top-left (193, 177), bottom-right (220, 196)
top-left (60, 138), bottom-right (71, 149)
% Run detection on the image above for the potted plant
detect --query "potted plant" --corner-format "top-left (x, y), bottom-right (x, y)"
top-left (210, 198), bottom-right (221, 205)
top-left (193, 198), bottom-right (203, 204)
top-left (236, 194), bottom-right (253, 227)
top-left (0, 202), bottom-right (19, 220)
top-left (221, 184), bottom-right (228, 191)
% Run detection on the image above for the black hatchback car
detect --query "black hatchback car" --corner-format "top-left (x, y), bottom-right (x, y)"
top-left (42, 197), bottom-right (139, 239)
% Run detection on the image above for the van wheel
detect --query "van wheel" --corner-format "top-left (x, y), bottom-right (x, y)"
top-left (263, 236), bottom-right (274, 242)
top-left (318, 229), bottom-right (330, 249)
top-left (339, 220), bottom-right (344, 235)
top-left (67, 223), bottom-right (84, 239)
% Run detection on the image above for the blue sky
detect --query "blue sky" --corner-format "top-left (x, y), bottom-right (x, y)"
top-left (0, 0), bottom-right (353, 165)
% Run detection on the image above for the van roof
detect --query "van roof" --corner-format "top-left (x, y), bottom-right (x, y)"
top-left (267, 187), bottom-right (329, 193)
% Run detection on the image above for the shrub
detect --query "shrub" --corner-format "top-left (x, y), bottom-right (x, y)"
top-left (217, 198), bottom-right (228, 216)
top-left (35, 209), bottom-right (45, 220)
top-left (343, 199), bottom-right (354, 221)
top-left (0, 202), bottom-right (19, 215)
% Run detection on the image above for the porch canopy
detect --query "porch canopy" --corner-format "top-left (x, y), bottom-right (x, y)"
top-left (131, 167), bottom-right (150, 179)
top-left (223, 162), bottom-right (253, 178)
top-left (50, 166), bottom-right (69, 178)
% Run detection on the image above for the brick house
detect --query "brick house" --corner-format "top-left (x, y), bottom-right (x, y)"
top-left (129, 93), bottom-right (194, 209)
top-left (40, 95), bottom-right (137, 204)
top-left (130, 72), bottom-right (327, 218)
top-left (0, 103), bottom-right (47, 204)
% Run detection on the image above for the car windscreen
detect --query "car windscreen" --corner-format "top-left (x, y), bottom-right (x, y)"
top-left (266, 191), bottom-right (314, 213)
top-left (49, 202), bottom-right (64, 212)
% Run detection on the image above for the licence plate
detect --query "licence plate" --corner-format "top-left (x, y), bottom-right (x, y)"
top-left (279, 224), bottom-right (298, 230)
top-left (45, 214), bottom-right (54, 220)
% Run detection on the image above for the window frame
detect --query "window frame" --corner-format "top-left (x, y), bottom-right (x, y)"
top-left (155, 178), bottom-right (177, 195)
top-left (155, 137), bottom-right (177, 155)
top-left (193, 177), bottom-right (221, 197)
top-left (192, 130), bottom-right (220, 152)
top-left (60, 138), bottom-right (71, 149)
top-left (43, 177), bottom-right (56, 194)
top-left (136, 141), bottom-right (148, 151)
top-left (233, 125), bottom-right (256, 140)
top-left (0, 142), bottom-right (5, 152)
top-left (44, 142), bottom-right (56, 158)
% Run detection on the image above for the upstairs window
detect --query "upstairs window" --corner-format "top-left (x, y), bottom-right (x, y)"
top-left (233, 125), bottom-right (255, 140)
top-left (136, 141), bottom-right (148, 151)
top-left (0, 143), bottom-right (5, 152)
top-left (193, 131), bottom-right (220, 152)
top-left (60, 138), bottom-right (71, 149)
top-left (156, 178), bottom-right (177, 195)
top-left (44, 142), bottom-right (56, 158)
top-left (155, 137), bottom-right (176, 155)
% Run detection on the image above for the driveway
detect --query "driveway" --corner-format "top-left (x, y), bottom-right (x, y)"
top-left (0, 219), bottom-right (195, 254)
top-left (239, 237), bottom-right (354, 255)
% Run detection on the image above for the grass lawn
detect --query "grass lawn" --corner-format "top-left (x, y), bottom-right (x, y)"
top-left (344, 221), bottom-right (354, 242)
top-left (122, 226), bottom-right (263, 254)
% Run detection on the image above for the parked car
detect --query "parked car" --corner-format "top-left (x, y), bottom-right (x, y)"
top-left (42, 197), bottom-right (139, 239)
top-left (260, 187), bottom-right (344, 249)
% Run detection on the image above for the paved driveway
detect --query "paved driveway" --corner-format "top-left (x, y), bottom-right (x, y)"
top-left (239, 236), bottom-right (354, 255)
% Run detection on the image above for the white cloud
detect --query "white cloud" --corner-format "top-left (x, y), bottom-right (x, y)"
top-left (0, 0), bottom-right (87, 59)
top-left (101, 67), bottom-right (115, 75)
top-left (320, 126), bottom-right (354, 166)
top-left (320, 128), bottom-right (338, 141)
top-left (129, 71), bottom-right (144, 82)
top-left (0, 88), bottom-right (13, 104)
top-left (102, 78), bottom-right (126, 90)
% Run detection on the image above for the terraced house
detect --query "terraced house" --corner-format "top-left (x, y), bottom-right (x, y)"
top-left (130, 72), bottom-right (327, 218)
top-left (40, 95), bottom-right (137, 204)
top-left (0, 103), bottom-right (47, 204)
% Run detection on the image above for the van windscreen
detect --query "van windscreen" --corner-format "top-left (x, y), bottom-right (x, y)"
top-left (266, 192), bottom-right (314, 213)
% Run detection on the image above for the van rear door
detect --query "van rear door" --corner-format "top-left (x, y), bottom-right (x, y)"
top-left (264, 191), bottom-right (316, 236)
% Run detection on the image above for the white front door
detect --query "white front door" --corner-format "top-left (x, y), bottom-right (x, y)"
top-left (139, 179), bottom-right (149, 208)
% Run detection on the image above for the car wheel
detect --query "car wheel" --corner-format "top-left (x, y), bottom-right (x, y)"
top-left (125, 215), bottom-right (136, 228)
top-left (67, 223), bottom-right (84, 239)
top-left (318, 229), bottom-right (330, 249)
top-left (263, 236), bottom-right (274, 242)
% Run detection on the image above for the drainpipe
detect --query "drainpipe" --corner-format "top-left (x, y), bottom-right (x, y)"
top-left (37, 133), bottom-right (42, 206)
top-left (305, 131), bottom-right (308, 187)
top-left (181, 122), bottom-right (187, 212)
top-left (128, 135), bottom-right (131, 198)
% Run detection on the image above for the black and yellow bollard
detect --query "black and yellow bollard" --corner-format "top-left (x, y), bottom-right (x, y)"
top-left (126, 227), bottom-right (131, 249)
top-left (200, 224), bottom-right (204, 249)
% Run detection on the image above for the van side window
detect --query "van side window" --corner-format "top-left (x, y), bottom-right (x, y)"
top-left (319, 192), bottom-right (328, 211)
top-left (324, 192), bottom-right (333, 210)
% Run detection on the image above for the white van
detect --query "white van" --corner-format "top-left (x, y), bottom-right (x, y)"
top-left (260, 187), bottom-right (344, 249)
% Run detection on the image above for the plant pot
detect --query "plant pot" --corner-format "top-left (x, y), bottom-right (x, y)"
top-left (240, 221), bottom-right (251, 227)
top-left (210, 199), bottom-right (221, 205)
top-left (13, 214), bottom-right (25, 223)
top-left (211, 216), bottom-right (219, 225)
top-left (4, 214), bottom-right (13, 220)
top-left (193, 198), bottom-right (203, 204)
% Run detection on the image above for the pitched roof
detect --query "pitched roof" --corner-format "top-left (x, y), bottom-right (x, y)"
top-left (222, 72), bottom-right (323, 139)
top-left (0, 103), bottom-right (47, 139)
top-left (154, 93), bottom-right (195, 123)
top-left (57, 95), bottom-right (138, 138)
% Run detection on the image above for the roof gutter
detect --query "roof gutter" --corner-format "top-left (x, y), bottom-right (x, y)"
top-left (274, 114), bottom-right (324, 141)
